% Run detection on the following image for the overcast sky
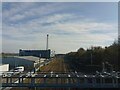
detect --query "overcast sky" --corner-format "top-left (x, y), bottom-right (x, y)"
top-left (2, 2), bottom-right (118, 54)
top-left (1, 0), bottom-right (119, 2)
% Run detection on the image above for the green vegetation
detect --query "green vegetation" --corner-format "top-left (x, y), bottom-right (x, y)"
top-left (64, 40), bottom-right (120, 73)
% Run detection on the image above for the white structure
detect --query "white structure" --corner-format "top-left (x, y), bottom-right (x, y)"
top-left (0, 64), bottom-right (9, 73)
top-left (14, 66), bottom-right (24, 72)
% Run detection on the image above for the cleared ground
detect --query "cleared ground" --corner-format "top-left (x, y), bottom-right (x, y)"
top-left (39, 57), bottom-right (70, 72)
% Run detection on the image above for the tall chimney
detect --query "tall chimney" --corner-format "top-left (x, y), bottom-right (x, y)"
top-left (46, 34), bottom-right (49, 50)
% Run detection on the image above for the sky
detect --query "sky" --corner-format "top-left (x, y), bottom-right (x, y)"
top-left (1, 0), bottom-right (119, 2)
top-left (2, 2), bottom-right (118, 54)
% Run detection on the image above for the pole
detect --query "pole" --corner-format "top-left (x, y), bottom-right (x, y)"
top-left (102, 62), bottom-right (105, 72)
top-left (105, 62), bottom-right (113, 73)
top-left (91, 53), bottom-right (93, 65)
top-left (14, 56), bottom-right (16, 68)
top-left (46, 34), bottom-right (49, 50)
top-left (39, 54), bottom-right (41, 64)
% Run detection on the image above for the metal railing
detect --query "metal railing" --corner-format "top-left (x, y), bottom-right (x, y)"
top-left (1, 72), bottom-right (120, 88)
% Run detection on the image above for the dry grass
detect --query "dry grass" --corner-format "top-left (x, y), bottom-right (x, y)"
top-left (39, 58), bottom-right (68, 72)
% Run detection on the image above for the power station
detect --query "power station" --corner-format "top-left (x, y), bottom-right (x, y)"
top-left (46, 34), bottom-right (49, 50)
top-left (19, 34), bottom-right (55, 59)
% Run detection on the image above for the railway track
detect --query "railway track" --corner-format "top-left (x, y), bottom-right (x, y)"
top-left (9, 57), bottom-right (75, 90)
top-left (7, 57), bottom-right (119, 90)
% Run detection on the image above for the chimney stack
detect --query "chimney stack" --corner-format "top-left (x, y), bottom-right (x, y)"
top-left (46, 34), bottom-right (49, 50)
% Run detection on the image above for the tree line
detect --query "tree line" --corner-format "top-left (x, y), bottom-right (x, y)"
top-left (64, 40), bottom-right (120, 73)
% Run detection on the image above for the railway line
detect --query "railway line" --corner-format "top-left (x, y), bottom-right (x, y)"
top-left (2, 57), bottom-right (120, 90)
top-left (8, 58), bottom-right (71, 90)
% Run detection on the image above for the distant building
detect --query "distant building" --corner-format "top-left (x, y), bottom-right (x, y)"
top-left (19, 49), bottom-right (55, 59)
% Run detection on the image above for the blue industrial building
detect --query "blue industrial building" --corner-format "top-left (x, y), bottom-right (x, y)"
top-left (19, 34), bottom-right (55, 59)
top-left (19, 49), bottom-right (55, 59)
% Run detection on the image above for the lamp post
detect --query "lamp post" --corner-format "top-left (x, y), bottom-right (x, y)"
top-left (102, 62), bottom-right (105, 73)
top-left (39, 54), bottom-right (41, 64)
top-left (90, 49), bottom-right (93, 65)
top-left (105, 62), bottom-right (113, 73)
top-left (91, 53), bottom-right (93, 65)
top-left (38, 54), bottom-right (41, 71)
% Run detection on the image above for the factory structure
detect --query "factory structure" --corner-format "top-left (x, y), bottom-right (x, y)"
top-left (1, 34), bottom-right (55, 72)
top-left (19, 49), bottom-right (50, 59)
top-left (19, 49), bottom-right (55, 59)
top-left (19, 34), bottom-right (55, 59)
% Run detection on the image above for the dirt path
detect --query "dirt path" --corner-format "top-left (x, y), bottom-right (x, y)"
top-left (39, 58), bottom-right (69, 72)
